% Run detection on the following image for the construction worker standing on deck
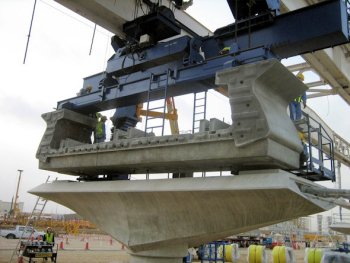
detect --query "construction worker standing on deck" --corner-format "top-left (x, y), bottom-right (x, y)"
top-left (95, 114), bottom-right (107, 143)
top-left (289, 72), bottom-right (307, 121)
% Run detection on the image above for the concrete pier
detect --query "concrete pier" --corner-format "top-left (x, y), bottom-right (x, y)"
top-left (30, 170), bottom-right (334, 262)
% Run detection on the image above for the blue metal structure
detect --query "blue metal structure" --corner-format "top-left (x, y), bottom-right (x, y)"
top-left (198, 241), bottom-right (227, 263)
top-left (50, 0), bottom-right (349, 181)
top-left (57, 0), bottom-right (349, 115)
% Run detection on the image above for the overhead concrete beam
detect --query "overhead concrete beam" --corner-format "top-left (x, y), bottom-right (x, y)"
top-left (330, 223), bottom-right (350, 235)
top-left (281, 0), bottom-right (350, 105)
top-left (54, 0), bottom-right (212, 37)
top-left (29, 170), bottom-right (335, 262)
top-left (303, 106), bottom-right (350, 166)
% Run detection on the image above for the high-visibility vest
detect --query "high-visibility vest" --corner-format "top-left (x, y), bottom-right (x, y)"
top-left (95, 121), bottom-right (104, 138)
top-left (294, 95), bottom-right (303, 103)
top-left (45, 233), bottom-right (54, 243)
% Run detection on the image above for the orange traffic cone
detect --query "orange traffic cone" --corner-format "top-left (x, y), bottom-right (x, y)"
top-left (17, 256), bottom-right (24, 263)
top-left (59, 241), bottom-right (64, 250)
top-left (85, 241), bottom-right (89, 250)
top-left (109, 238), bottom-right (113, 246)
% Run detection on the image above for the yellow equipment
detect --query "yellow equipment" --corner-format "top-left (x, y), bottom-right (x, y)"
top-left (136, 97), bottom-right (179, 135)
top-left (248, 244), bottom-right (266, 263)
top-left (306, 248), bottom-right (323, 263)
top-left (272, 246), bottom-right (287, 263)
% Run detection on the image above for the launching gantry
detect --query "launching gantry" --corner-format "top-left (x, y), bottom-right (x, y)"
top-left (31, 0), bottom-right (350, 262)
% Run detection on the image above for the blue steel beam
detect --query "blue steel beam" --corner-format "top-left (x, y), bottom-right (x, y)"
top-left (57, 0), bottom-right (349, 113)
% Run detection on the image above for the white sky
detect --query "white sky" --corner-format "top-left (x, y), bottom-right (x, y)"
top-left (0, 0), bottom-right (350, 229)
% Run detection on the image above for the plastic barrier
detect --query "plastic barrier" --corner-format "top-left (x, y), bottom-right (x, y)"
top-left (272, 246), bottom-right (295, 263)
top-left (59, 241), bottom-right (64, 250)
top-left (218, 243), bottom-right (240, 262)
top-left (304, 248), bottom-right (323, 263)
top-left (85, 241), bottom-right (89, 250)
top-left (17, 256), bottom-right (24, 263)
top-left (248, 245), bottom-right (267, 263)
top-left (321, 251), bottom-right (350, 263)
top-left (184, 252), bottom-right (192, 263)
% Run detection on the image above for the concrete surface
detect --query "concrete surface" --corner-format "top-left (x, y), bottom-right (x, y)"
top-left (54, 0), bottom-right (212, 38)
top-left (36, 59), bottom-right (306, 176)
top-left (30, 170), bottom-right (334, 263)
top-left (330, 223), bottom-right (350, 235)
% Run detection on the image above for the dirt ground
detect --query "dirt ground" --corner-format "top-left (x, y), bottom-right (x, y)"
top-left (0, 235), bottom-right (307, 262)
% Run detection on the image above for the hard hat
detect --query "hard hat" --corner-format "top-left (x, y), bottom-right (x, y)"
top-left (296, 72), bottom-right (304, 81)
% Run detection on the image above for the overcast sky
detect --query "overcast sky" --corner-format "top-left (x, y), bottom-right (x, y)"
top-left (0, 0), bottom-right (349, 225)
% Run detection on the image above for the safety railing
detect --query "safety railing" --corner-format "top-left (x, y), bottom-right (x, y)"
top-left (292, 112), bottom-right (335, 181)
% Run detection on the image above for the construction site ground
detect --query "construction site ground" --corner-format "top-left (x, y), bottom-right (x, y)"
top-left (0, 235), bottom-right (309, 262)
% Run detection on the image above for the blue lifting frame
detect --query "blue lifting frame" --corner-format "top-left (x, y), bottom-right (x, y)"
top-left (57, 0), bottom-right (349, 114)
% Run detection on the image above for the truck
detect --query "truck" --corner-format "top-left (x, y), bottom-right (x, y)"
top-left (0, 225), bottom-right (45, 239)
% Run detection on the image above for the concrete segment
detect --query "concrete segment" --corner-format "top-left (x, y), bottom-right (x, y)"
top-left (39, 136), bottom-right (300, 175)
top-left (36, 59), bottom-right (306, 176)
top-left (330, 223), bottom-right (350, 235)
top-left (216, 59), bottom-right (306, 149)
top-left (36, 110), bottom-right (96, 162)
top-left (30, 170), bottom-right (334, 262)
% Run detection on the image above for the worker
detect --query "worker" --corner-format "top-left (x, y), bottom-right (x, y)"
top-left (219, 46), bottom-right (230, 55)
top-left (43, 227), bottom-right (55, 244)
top-left (298, 131), bottom-right (309, 167)
top-left (289, 72), bottom-right (307, 121)
top-left (43, 227), bottom-right (55, 262)
top-left (77, 85), bottom-right (92, 96)
top-left (94, 114), bottom-right (107, 143)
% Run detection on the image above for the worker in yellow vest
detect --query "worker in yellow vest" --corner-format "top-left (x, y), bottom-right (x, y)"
top-left (94, 114), bottom-right (107, 143)
top-left (289, 72), bottom-right (307, 121)
top-left (43, 227), bottom-right (55, 262)
top-left (43, 227), bottom-right (55, 244)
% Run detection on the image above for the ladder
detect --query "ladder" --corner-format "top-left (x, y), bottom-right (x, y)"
top-left (192, 91), bottom-right (207, 133)
top-left (144, 70), bottom-right (169, 136)
top-left (9, 176), bottom-right (52, 263)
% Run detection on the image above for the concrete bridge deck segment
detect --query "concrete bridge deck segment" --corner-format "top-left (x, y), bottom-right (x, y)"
top-left (36, 59), bottom-right (306, 177)
top-left (30, 170), bottom-right (334, 263)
